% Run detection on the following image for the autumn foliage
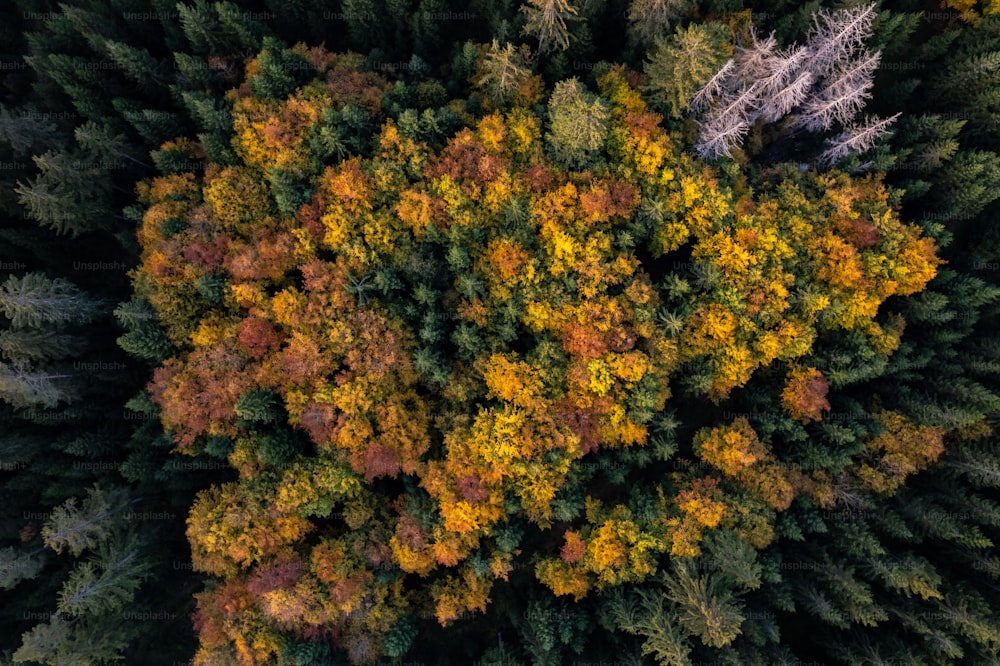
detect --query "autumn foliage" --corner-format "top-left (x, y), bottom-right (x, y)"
top-left (131, 46), bottom-right (943, 664)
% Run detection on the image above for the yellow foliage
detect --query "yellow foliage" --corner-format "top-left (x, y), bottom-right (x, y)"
top-left (696, 418), bottom-right (760, 477)
top-left (857, 411), bottom-right (946, 495)
top-left (270, 287), bottom-right (307, 328)
top-left (190, 315), bottom-right (232, 348)
top-left (587, 358), bottom-right (615, 395)
top-left (535, 558), bottom-right (591, 600)
top-left (506, 108), bottom-right (541, 157)
top-left (476, 113), bottom-right (507, 153)
top-left (432, 567), bottom-right (493, 624)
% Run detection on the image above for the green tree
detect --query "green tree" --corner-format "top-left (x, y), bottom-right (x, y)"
top-left (0, 273), bottom-right (101, 329)
top-left (475, 40), bottom-right (533, 106)
top-left (643, 22), bottom-right (732, 118)
top-left (627, 0), bottom-right (697, 47)
top-left (545, 77), bottom-right (609, 169)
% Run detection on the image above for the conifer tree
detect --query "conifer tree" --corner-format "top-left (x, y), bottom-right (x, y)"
top-left (0, 274), bottom-right (101, 329)
top-left (476, 40), bottom-right (534, 106)
top-left (545, 77), bottom-right (609, 169)
top-left (0, 361), bottom-right (74, 410)
top-left (520, 0), bottom-right (581, 53)
top-left (642, 23), bottom-right (732, 118)
top-left (627, 0), bottom-right (696, 47)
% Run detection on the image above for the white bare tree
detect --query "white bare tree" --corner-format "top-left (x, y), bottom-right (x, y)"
top-left (695, 113), bottom-right (751, 160)
top-left (689, 2), bottom-right (889, 166)
top-left (806, 2), bottom-right (878, 79)
top-left (694, 81), bottom-right (762, 159)
top-left (792, 49), bottom-right (881, 132)
top-left (691, 59), bottom-right (735, 112)
top-left (758, 69), bottom-right (815, 124)
top-left (817, 112), bottom-right (901, 167)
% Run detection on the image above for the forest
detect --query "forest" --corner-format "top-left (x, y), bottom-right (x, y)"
top-left (0, 0), bottom-right (998, 664)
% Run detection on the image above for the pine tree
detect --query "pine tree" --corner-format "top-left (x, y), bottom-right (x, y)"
top-left (805, 2), bottom-right (878, 79)
top-left (13, 615), bottom-right (134, 666)
top-left (626, 0), bottom-right (695, 47)
top-left (476, 40), bottom-right (533, 106)
top-left (101, 40), bottom-right (169, 94)
top-left (664, 558), bottom-right (745, 649)
top-left (56, 537), bottom-right (151, 618)
top-left (14, 150), bottom-right (113, 237)
top-left (176, 0), bottom-right (227, 55)
top-left (545, 77), bottom-right (609, 169)
top-left (41, 485), bottom-right (133, 558)
top-left (0, 274), bottom-right (101, 329)
top-left (0, 547), bottom-right (45, 591)
top-left (818, 113), bottom-right (901, 167)
top-left (0, 361), bottom-right (74, 410)
top-left (520, 0), bottom-right (581, 53)
top-left (791, 49), bottom-right (880, 132)
top-left (113, 298), bottom-right (175, 363)
top-left (643, 23), bottom-right (732, 118)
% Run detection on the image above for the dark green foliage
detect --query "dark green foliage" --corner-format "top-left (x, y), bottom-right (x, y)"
top-left (246, 37), bottom-right (315, 99)
top-left (114, 298), bottom-right (175, 363)
top-left (234, 388), bottom-right (283, 425)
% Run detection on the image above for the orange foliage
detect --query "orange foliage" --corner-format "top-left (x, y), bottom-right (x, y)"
top-left (781, 366), bottom-right (831, 423)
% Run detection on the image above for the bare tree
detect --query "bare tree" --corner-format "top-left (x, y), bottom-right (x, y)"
top-left (805, 2), bottom-right (878, 78)
top-left (817, 112), bottom-right (901, 167)
top-left (694, 81), bottom-right (761, 159)
top-left (755, 44), bottom-right (809, 93)
top-left (758, 70), bottom-right (814, 124)
top-left (732, 28), bottom-right (778, 80)
top-left (694, 113), bottom-right (751, 160)
top-left (689, 2), bottom-right (886, 166)
top-left (792, 49), bottom-right (881, 132)
top-left (691, 59), bottom-right (735, 112)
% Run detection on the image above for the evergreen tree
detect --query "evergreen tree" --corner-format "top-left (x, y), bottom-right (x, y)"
top-left (545, 77), bottom-right (609, 169)
top-left (0, 273), bottom-right (101, 329)
top-left (627, 0), bottom-right (696, 47)
top-left (643, 22), bottom-right (732, 118)
top-left (476, 40), bottom-right (534, 106)
top-left (520, 0), bottom-right (581, 53)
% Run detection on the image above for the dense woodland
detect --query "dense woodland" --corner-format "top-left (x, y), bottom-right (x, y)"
top-left (0, 0), bottom-right (999, 664)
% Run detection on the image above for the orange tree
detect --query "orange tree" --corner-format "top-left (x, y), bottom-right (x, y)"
top-left (129, 42), bottom-right (942, 664)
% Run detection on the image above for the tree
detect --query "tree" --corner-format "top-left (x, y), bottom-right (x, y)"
top-left (520, 0), bottom-right (581, 53)
top-left (627, 0), bottom-right (696, 47)
top-left (545, 78), bottom-right (609, 169)
top-left (818, 113), bottom-right (901, 167)
top-left (690, 4), bottom-right (885, 164)
top-left (0, 329), bottom-right (80, 364)
top-left (0, 273), bottom-right (101, 329)
top-left (643, 23), bottom-right (732, 118)
top-left (805, 2), bottom-right (878, 79)
top-left (0, 361), bottom-right (74, 409)
top-left (475, 40), bottom-right (534, 106)
top-left (0, 548), bottom-right (45, 591)
top-left (41, 485), bottom-right (134, 558)
top-left (56, 538), bottom-right (151, 618)
top-left (790, 49), bottom-right (881, 132)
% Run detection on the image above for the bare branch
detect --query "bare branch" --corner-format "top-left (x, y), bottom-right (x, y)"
top-left (791, 50), bottom-right (880, 132)
top-left (806, 2), bottom-right (877, 78)
top-left (817, 112), bottom-right (901, 167)
top-left (757, 70), bottom-right (815, 124)
top-left (691, 59), bottom-right (735, 112)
